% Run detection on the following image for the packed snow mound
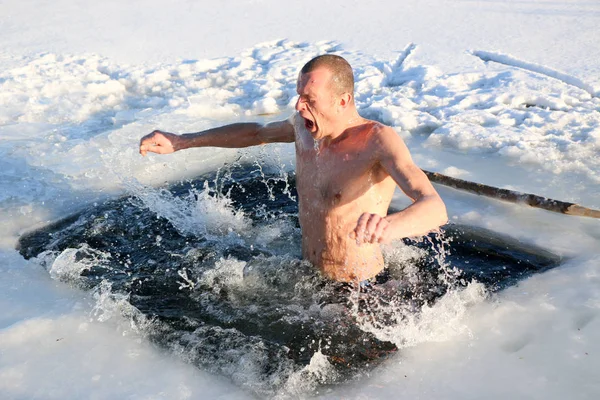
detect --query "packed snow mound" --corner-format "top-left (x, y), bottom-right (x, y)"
top-left (2, 40), bottom-right (598, 186)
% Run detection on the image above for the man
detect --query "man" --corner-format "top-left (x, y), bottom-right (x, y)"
top-left (139, 55), bottom-right (447, 283)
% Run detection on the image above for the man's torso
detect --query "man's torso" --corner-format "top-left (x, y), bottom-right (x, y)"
top-left (292, 116), bottom-right (396, 282)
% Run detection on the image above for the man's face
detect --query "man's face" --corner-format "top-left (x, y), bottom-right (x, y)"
top-left (295, 68), bottom-right (338, 140)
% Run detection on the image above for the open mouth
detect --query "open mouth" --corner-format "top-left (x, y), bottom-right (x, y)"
top-left (303, 117), bottom-right (316, 132)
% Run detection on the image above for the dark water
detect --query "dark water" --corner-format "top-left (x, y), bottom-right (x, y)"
top-left (17, 164), bottom-right (561, 398)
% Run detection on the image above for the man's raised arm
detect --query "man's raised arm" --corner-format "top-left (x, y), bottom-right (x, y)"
top-left (139, 120), bottom-right (295, 156)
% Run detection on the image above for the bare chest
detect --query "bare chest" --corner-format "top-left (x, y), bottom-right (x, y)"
top-left (295, 135), bottom-right (378, 207)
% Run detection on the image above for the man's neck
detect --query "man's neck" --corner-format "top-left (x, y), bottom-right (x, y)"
top-left (321, 110), bottom-right (363, 145)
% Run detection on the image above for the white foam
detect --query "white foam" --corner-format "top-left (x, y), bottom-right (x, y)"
top-left (358, 281), bottom-right (488, 347)
top-left (281, 350), bottom-right (338, 398)
top-left (130, 180), bottom-right (251, 239)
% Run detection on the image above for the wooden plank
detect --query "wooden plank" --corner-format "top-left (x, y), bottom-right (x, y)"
top-left (423, 170), bottom-right (600, 219)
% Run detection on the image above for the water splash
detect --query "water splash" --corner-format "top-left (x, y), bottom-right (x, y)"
top-left (279, 350), bottom-right (339, 398)
top-left (129, 179), bottom-right (251, 240)
top-left (340, 235), bottom-right (488, 349)
top-left (36, 245), bottom-right (112, 289)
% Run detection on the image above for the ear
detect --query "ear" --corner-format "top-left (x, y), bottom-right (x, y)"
top-left (338, 92), bottom-right (352, 108)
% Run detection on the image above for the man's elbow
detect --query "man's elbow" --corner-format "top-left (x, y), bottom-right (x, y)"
top-left (433, 194), bottom-right (448, 227)
top-left (422, 193), bottom-right (447, 228)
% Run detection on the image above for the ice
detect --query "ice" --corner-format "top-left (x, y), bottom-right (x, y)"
top-left (1, 0), bottom-right (600, 398)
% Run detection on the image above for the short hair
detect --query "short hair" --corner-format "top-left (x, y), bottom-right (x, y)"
top-left (300, 54), bottom-right (354, 96)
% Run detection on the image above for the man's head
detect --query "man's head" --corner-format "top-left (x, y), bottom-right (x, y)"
top-left (295, 55), bottom-right (357, 140)
top-left (300, 54), bottom-right (354, 97)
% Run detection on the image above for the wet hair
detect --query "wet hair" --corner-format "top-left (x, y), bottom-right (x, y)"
top-left (300, 54), bottom-right (355, 96)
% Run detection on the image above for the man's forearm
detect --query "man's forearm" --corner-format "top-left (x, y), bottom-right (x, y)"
top-left (385, 195), bottom-right (448, 239)
top-left (176, 123), bottom-right (265, 151)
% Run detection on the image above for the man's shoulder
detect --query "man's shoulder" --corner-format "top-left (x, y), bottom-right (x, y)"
top-left (362, 120), bottom-right (400, 144)
top-left (359, 120), bottom-right (410, 161)
top-left (365, 119), bottom-right (394, 133)
top-left (258, 117), bottom-right (295, 143)
top-left (288, 113), bottom-right (304, 135)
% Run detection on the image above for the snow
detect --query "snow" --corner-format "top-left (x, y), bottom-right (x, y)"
top-left (471, 50), bottom-right (599, 97)
top-left (1, 0), bottom-right (599, 399)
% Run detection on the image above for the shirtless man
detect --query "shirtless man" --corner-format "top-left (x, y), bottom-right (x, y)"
top-left (139, 55), bottom-right (447, 283)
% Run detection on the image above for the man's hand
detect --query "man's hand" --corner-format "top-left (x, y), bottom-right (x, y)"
top-left (351, 213), bottom-right (390, 244)
top-left (139, 130), bottom-right (180, 156)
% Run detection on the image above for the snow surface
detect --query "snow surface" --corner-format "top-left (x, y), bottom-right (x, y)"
top-left (1, 0), bottom-right (599, 399)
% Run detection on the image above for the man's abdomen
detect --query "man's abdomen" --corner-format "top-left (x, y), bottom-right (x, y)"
top-left (301, 214), bottom-right (385, 283)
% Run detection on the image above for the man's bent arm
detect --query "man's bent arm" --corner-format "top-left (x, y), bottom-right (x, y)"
top-left (139, 120), bottom-right (294, 156)
top-left (382, 164), bottom-right (447, 240)
top-left (355, 126), bottom-right (447, 243)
